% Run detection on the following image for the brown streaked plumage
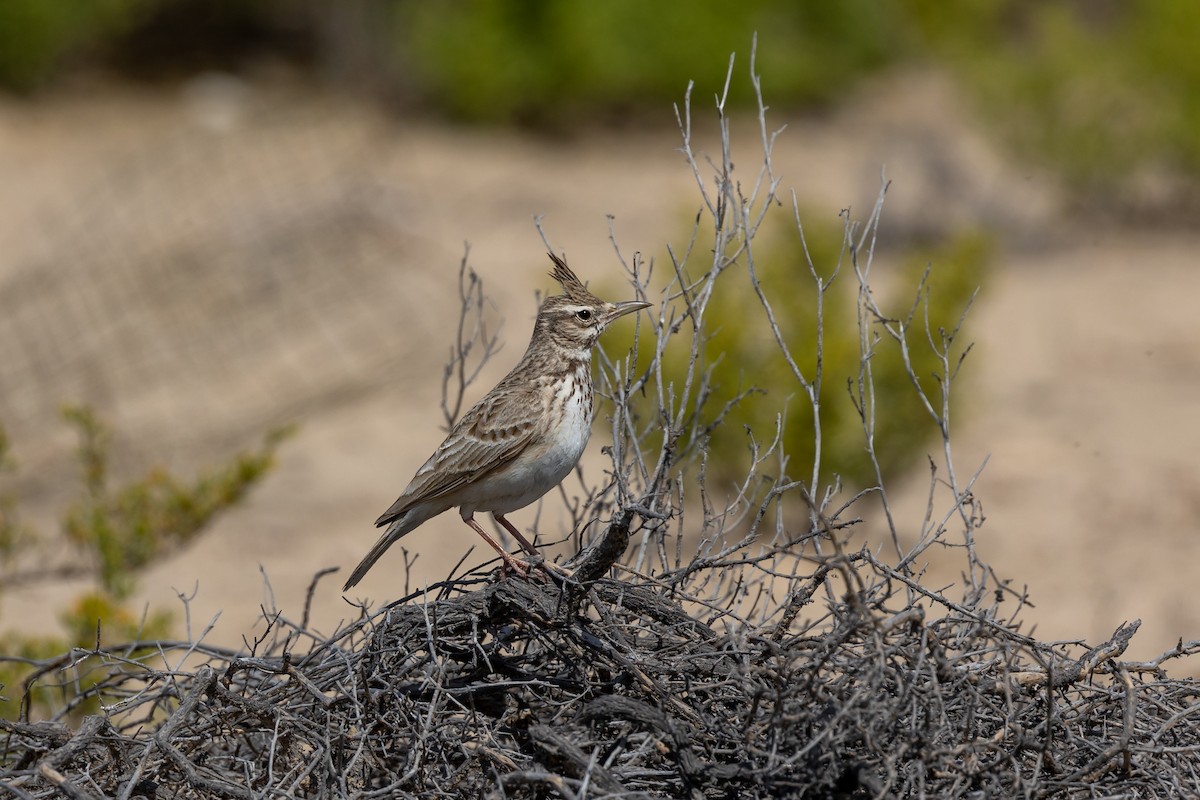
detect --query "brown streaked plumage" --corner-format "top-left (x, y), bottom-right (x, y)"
top-left (343, 252), bottom-right (650, 591)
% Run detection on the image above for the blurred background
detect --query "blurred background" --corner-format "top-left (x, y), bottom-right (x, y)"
top-left (1, 0), bottom-right (1198, 677)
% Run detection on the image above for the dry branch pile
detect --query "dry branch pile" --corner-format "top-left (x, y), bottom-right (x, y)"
top-left (4, 521), bottom-right (1200, 799)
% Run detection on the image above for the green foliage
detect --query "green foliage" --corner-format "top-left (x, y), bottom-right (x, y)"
top-left (852, 232), bottom-right (991, 484)
top-left (1, 592), bottom-right (173, 720)
top-left (7, 1), bottom-right (1200, 188)
top-left (610, 216), bottom-right (991, 491)
top-left (0, 0), bottom-right (157, 91)
top-left (0, 0), bottom-right (903, 102)
top-left (0, 407), bottom-right (290, 719)
top-left (57, 589), bottom-right (174, 650)
top-left (905, 0), bottom-right (1200, 185)
top-left (0, 425), bottom-right (33, 566)
top-left (60, 406), bottom-right (294, 599)
top-left (389, 0), bottom-right (903, 125)
top-left (9, 0), bottom-right (1200, 188)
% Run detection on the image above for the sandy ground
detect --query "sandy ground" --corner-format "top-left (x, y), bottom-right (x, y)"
top-left (1, 71), bottom-right (1198, 666)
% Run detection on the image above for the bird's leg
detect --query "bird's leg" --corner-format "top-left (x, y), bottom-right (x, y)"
top-left (493, 513), bottom-right (541, 556)
top-left (462, 514), bottom-right (534, 577)
top-left (494, 513), bottom-right (577, 580)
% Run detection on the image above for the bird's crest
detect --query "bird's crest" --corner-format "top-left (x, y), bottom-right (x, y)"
top-left (547, 252), bottom-right (597, 304)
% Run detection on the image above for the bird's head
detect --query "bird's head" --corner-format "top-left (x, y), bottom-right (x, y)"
top-left (538, 252), bottom-right (650, 350)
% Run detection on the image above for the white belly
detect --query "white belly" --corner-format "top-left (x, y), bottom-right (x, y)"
top-left (459, 372), bottom-right (593, 515)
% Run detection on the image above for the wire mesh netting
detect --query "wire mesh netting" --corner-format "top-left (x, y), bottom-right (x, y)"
top-left (0, 102), bottom-right (425, 482)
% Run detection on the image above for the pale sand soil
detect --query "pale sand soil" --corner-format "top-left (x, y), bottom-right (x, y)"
top-left (1, 71), bottom-right (1197, 664)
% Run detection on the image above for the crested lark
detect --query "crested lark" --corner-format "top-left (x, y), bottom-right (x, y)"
top-left (343, 253), bottom-right (649, 591)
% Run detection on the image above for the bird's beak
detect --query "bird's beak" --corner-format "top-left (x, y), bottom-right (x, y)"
top-left (605, 300), bottom-right (651, 324)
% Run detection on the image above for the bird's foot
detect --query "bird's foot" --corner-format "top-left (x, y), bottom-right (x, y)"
top-left (497, 552), bottom-right (545, 581)
top-left (494, 553), bottom-right (577, 586)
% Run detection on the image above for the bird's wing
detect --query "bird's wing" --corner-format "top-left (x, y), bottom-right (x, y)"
top-left (375, 385), bottom-right (543, 527)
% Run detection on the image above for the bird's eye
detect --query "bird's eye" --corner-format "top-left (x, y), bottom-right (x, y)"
top-left (576, 309), bottom-right (593, 322)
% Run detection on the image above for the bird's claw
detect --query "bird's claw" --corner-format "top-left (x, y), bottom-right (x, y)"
top-left (496, 553), bottom-right (578, 585)
top-left (497, 553), bottom-right (543, 581)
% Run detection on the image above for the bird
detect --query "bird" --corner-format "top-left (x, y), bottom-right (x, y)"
top-left (343, 252), bottom-right (650, 591)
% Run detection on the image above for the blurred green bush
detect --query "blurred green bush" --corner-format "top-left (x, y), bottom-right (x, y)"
top-left (0, 408), bottom-right (290, 719)
top-left (607, 214), bottom-right (991, 491)
top-left (0, 0), bottom-right (155, 91)
top-left (5, 1), bottom-right (1200, 188)
top-left (3, 2), bottom-right (1198, 191)
top-left (904, 0), bottom-right (1200, 188)
top-left (394, 0), bottom-right (898, 125)
top-left (0, 0), bottom-right (902, 112)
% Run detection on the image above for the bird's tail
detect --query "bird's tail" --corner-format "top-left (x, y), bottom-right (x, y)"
top-left (343, 506), bottom-right (433, 591)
